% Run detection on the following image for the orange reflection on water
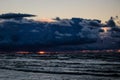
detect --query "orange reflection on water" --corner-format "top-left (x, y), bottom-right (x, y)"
top-left (117, 50), bottom-right (120, 53)
top-left (38, 51), bottom-right (46, 54)
top-left (16, 51), bottom-right (29, 54)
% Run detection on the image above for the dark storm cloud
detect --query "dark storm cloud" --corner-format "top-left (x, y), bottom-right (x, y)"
top-left (107, 17), bottom-right (116, 27)
top-left (0, 13), bottom-right (120, 51)
top-left (0, 13), bottom-right (36, 19)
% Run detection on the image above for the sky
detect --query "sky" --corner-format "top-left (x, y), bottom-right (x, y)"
top-left (0, 0), bottom-right (120, 22)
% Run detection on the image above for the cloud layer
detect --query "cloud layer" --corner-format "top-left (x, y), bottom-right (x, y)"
top-left (0, 13), bottom-right (120, 51)
top-left (0, 13), bottom-right (36, 20)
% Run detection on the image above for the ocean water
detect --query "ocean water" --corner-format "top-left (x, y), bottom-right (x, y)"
top-left (0, 52), bottom-right (120, 80)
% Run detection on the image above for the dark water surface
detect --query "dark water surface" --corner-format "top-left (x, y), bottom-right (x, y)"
top-left (0, 52), bottom-right (120, 80)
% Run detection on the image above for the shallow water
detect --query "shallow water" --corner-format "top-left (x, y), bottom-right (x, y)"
top-left (0, 52), bottom-right (120, 80)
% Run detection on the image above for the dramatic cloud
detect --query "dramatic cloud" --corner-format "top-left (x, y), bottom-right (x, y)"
top-left (106, 16), bottom-right (120, 27)
top-left (107, 17), bottom-right (116, 27)
top-left (0, 13), bottom-right (36, 20)
top-left (0, 13), bottom-right (120, 51)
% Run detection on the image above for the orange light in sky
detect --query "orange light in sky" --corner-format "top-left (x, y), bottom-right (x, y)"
top-left (101, 27), bottom-right (111, 33)
top-left (37, 18), bottom-right (55, 22)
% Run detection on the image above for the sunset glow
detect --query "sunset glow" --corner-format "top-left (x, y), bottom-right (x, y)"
top-left (1, 0), bottom-right (120, 22)
top-left (16, 51), bottom-right (30, 54)
top-left (37, 18), bottom-right (55, 22)
top-left (117, 50), bottom-right (120, 53)
top-left (0, 0), bottom-right (120, 80)
top-left (38, 51), bottom-right (46, 54)
top-left (101, 27), bottom-right (111, 33)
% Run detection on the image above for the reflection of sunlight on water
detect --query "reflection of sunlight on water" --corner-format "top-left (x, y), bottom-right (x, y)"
top-left (117, 50), bottom-right (120, 53)
top-left (36, 49), bottom-right (120, 54)
top-left (79, 49), bottom-right (118, 53)
top-left (16, 51), bottom-right (30, 54)
top-left (14, 49), bottom-right (120, 55)
top-left (37, 51), bottom-right (46, 55)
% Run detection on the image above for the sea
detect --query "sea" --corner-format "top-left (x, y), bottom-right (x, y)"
top-left (0, 52), bottom-right (120, 80)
